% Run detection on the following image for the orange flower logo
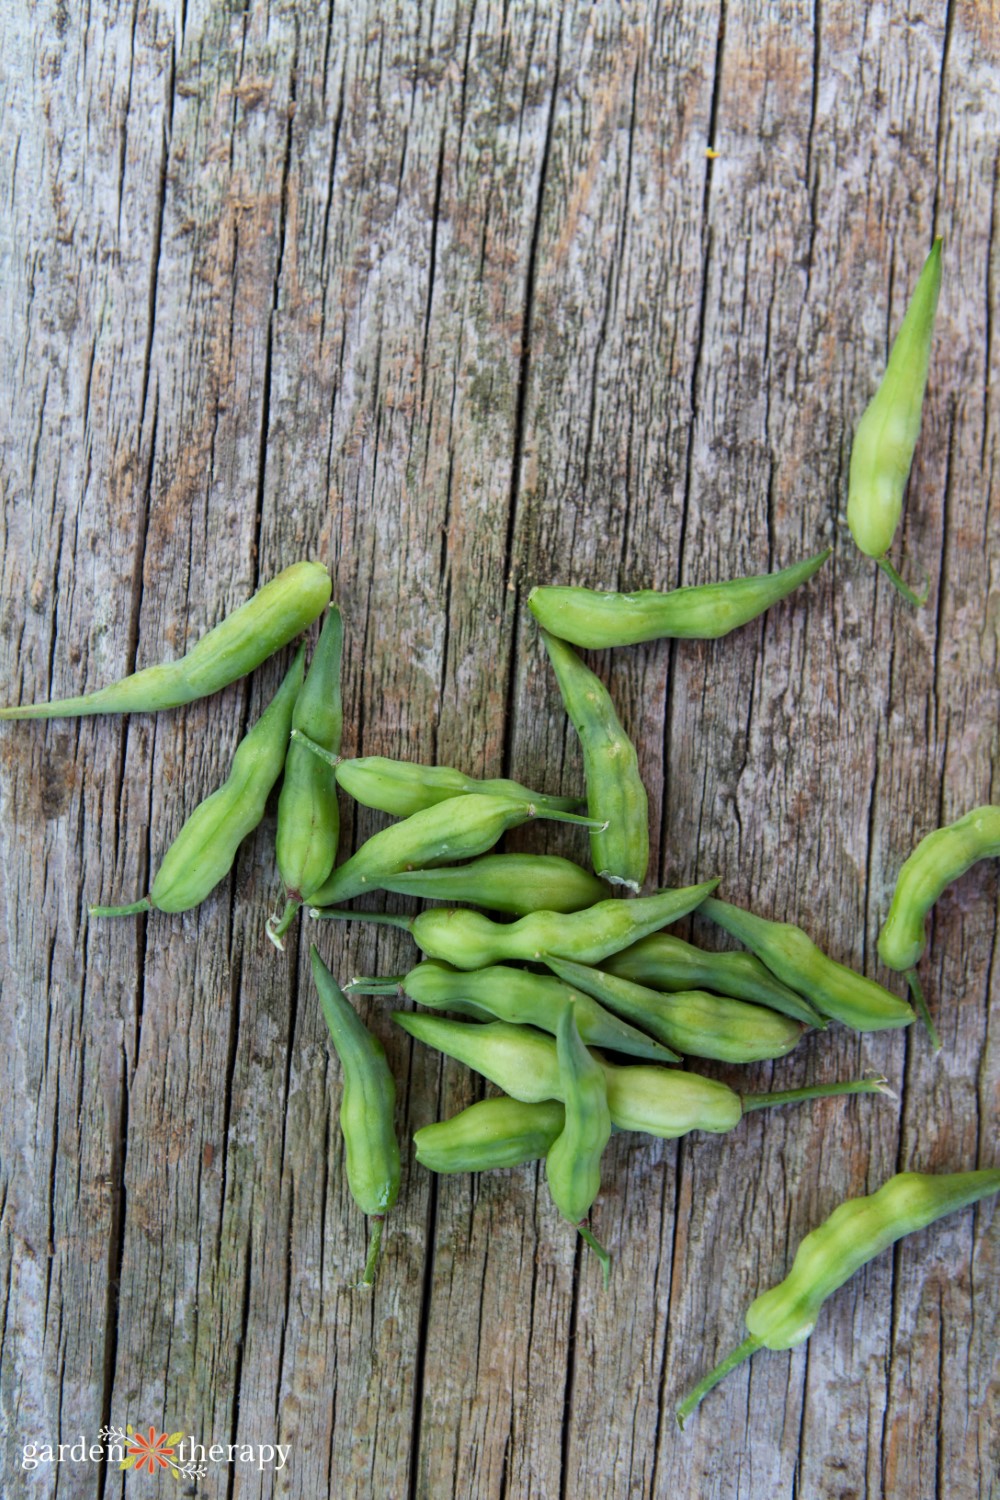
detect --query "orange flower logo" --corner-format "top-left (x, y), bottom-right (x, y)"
top-left (120, 1426), bottom-right (187, 1478)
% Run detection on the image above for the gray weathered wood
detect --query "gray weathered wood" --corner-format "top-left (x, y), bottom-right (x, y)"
top-left (1, 1), bottom-right (997, 1496)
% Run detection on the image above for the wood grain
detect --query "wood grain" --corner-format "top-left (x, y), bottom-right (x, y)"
top-left (1, 1), bottom-right (997, 1496)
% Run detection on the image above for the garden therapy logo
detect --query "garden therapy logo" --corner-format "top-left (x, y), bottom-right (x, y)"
top-left (21, 1423), bottom-right (291, 1476)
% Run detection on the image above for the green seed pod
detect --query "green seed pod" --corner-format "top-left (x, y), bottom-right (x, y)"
top-left (316, 882), bottom-right (719, 970)
top-left (414, 1097), bottom-right (566, 1173)
top-left (601, 932), bottom-right (823, 1026)
top-left (393, 1012), bottom-right (886, 1139)
top-left (309, 794), bottom-right (603, 908)
top-left (291, 732), bottom-right (583, 819)
top-left (311, 946), bottom-right (401, 1286)
top-left (378, 853), bottom-right (607, 915)
top-left (702, 897), bottom-right (914, 1032)
top-left (847, 238), bottom-right (942, 606)
top-left (544, 955), bottom-right (805, 1064)
top-left (527, 550), bottom-right (831, 648)
top-left (269, 608), bottom-right (345, 947)
top-left (676, 1168), bottom-right (1000, 1426)
top-left (1, 561), bottom-right (330, 719)
top-left (546, 1006), bottom-right (613, 1282)
top-left (878, 805), bottom-right (1000, 972)
top-left (540, 629), bottom-right (649, 891)
top-left (90, 647), bottom-right (306, 918)
top-left (389, 959), bottom-right (679, 1063)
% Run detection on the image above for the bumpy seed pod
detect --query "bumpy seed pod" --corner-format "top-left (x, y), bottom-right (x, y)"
top-left (527, 550), bottom-right (831, 648)
top-left (377, 853), bottom-right (607, 915)
top-left (676, 1168), bottom-right (1000, 1426)
top-left (545, 1006), bottom-right (613, 1283)
top-left (2, 561), bottom-right (330, 719)
top-left (539, 629), bottom-right (649, 891)
top-left (702, 897), bottom-right (914, 1031)
top-left (311, 946), bottom-right (400, 1287)
top-left (414, 1097), bottom-right (566, 1173)
top-left (89, 647), bottom-right (305, 918)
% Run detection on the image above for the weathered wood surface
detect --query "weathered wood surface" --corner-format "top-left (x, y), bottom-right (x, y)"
top-left (1, 1), bottom-right (997, 1496)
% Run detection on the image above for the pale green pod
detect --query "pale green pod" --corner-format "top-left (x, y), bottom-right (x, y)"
top-left (540, 629), bottom-right (649, 891)
top-left (677, 1168), bottom-right (1000, 1426)
top-left (269, 607), bottom-right (344, 946)
top-left (601, 932), bottom-right (823, 1026)
top-left (414, 1097), bottom-right (566, 1173)
top-left (702, 897), bottom-right (914, 1031)
top-left (546, 1006), bottom-right (613, 1281)
top-left (312, 946), bottom-right (400, 1286)
top-left (2, 561), bottom-right (330, 719)
top-left (544, 955), bottom-right (805, 1064)
top-left (527, 550), bottom-right (831, 648)
top-left (847, 238), bottom-right (942, 604)
top-left (878, 805), bottom-right (1000, 972)
top-left (90, 647), bottom-right (305, 917)
top-left (316, 882), bottom-right (719, 970)
top-left (309, 794), bottom-right (602, 908)
top-left (378, 853), bottom-right (607, 915)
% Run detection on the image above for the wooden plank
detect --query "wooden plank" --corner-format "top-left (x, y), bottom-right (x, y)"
top-left (0, 0), bottom-right (996, 1496)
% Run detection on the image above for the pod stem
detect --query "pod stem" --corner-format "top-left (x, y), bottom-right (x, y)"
top-left (266, 899), bottom-right (300, 951)
top-left (906, 969), bottom-right (942, 1052)
top-left (309, 906), bottom-right (413, 931)
top-left (741, 1074), bottom-right (894, 1112)
top-left (534, 808), bottom-right (610, 830)
top-left (344, 975), bottom-right (404, 995)
top-left (877, 554), bottom-right (930, 608)
top-left (675, 1334), bottom-right (762, 1428)
top-left (89, 898), bottom-right (153, 918)
top-left (578, 1224), bottom-right (611, 1289)
top-left (360, 1216), bottom-right (385, 1287)
top-left (290, 727), bottom-right (342, 769)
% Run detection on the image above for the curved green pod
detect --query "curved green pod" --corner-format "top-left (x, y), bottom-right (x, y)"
top-left (540, 629), bottom-right (649, 891)
top-left (878, 805), bottom-right (1000, 972)
top-left (378, 853), bottom-right (607, 915)
top-left (308, 794), bottom-right (602, 908)
top-left (676, 1168), bottom-right (1000, 1426)
top-left (847, 238), bottom-right (942, 605)
top-left (315, 882), bottom-right (719, 970)
top-left (290, 732), bottom-right (583, 819)
top-left (381, 959), bottom-right (679, 1063)
top-left (394, 1013), bottom-right (889, 1140)
top-left (544, 955), bottom-right (805, 1064)
top-left (528, 550), bottom-right (831, 648)
top-left (311, 946), bottom-right (400, 1286)
top-left (414, 1097), bottom-right (566, 1173)
top-left (601, 932), bottom-right (823, 1026)
top-left (90, 646), bottom-right (305, 917)
top-left (269, 607), bottom-right (344, 947)
top-left (546, 1007), bottom-right (613, 1281)
top-left (702, 897), bottom-right (914, 1032)
top-left (1, 560), bottom-right (330, 719)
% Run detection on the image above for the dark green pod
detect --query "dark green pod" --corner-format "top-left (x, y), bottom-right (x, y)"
top-left (2, 561), bottom-right (330, 719)
top-left (702, 897), bottom-right (915, 1032)
top-left (397, 959), bottom-right (679, 1063)
top-left (528, 550), bottom-right (831, 648)
top-left (540, 629), bottom-right (649, 891)
top-left (90, 647), bottom-right (305, 918)
top-left (601, 932), bottom-right (823, 1026)
top-left (544, 956), bottom-right (805, 1064)
top-left (546, 1007), bottom-right (613, 1281)
top-left (378, 853), bottom-right (607, 915)
top-left (311, 946), bottom-right (400, 1286)
top-left (309, 793), bottom-right (602, 908)
top-left (414, 1097), bottom-right (565, 1173)
top-left (316, 882), bottom-right (719, 970)
top-left (269, 607), bottom-right (344, 946)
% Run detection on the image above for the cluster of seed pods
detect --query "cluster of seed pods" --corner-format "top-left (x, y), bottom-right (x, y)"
top-left (3, 235), bottom-right (996, 1418)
